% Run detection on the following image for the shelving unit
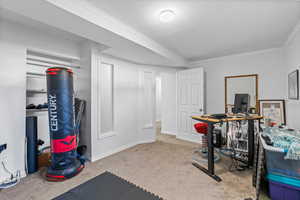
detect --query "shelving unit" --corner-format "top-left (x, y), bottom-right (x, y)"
top-left (25, 48), bottom-right (81, 150)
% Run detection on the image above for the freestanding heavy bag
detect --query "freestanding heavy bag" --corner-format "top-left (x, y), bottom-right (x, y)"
top-left (46, 67), bottom-right (84, 181)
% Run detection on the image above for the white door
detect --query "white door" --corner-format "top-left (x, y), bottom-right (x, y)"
top-left (177, 68), bottom-right (204, 143)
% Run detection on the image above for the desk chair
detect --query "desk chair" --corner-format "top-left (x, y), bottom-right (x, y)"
top-left (193, 123), bottom-right (220, 163)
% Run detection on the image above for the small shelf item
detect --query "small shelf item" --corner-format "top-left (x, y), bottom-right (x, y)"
top-left (26, 89), bottom-right (47, 94)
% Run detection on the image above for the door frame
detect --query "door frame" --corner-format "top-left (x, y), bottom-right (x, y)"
top-left (176, 68), bottom-right (204, 143)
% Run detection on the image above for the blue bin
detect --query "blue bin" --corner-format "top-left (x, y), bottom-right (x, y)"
top-left (265, 149), bottom-right (300, 180)
top-left (267, 174), bottom-right (300, 200)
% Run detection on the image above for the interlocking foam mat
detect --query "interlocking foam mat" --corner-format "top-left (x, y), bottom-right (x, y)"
top-left (53, 171), bottom-right (164, 200)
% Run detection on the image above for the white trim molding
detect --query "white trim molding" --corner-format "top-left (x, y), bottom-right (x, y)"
top-left (90, 138), bottom-right (156, 163)
top-left (161, 130), bottom-right (176, 135)
top-left (176, 134), bottom-right (201, 144)
top-left (91, 141), bottom-right (138, 162)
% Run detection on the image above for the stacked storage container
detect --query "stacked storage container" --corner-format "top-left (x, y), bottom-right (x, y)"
top-left (267, 174), bottom-right (300, 200)
top-left (261, 127), bottom-right (300, 200)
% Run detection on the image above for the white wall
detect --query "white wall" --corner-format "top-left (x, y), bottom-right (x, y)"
top-left (78, 43), bottom-right (92, 159)
top-left (0, 23), bottom-right (26, 182)
top-left (192, 31), bottom-right (300, 130)
top-left (284, 25), bottom-right (300, 129)
top-left (155, 76), bottom-right (162, 122)
top-left (161, 72), bottom-right (177, 135)
top-left (90, 54), bottom-right (180, 161)
top-left (0, 18), bottom-right (181, 182)
top-left (90, 54), bottom-right (141, 161)
top-left (226, 76), bottom-right (256, 107)
top-left (194, 48), bottom-right (286, 114)
top-left (0, 19), bottom-right (89, 182)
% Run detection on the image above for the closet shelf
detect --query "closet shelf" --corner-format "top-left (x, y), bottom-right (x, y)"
top-left (26, 72), bottom-right (46, 77)
top-left (26, 89), bottom-right (47, 94)
top-left (26, 48), bottom-right (81, 69)
top-left (26, 109), bottom-right (48, 113)
top-left (27, 48), bottom-right (80, 62)
top-left (26, 61), bottom-right (80, 69)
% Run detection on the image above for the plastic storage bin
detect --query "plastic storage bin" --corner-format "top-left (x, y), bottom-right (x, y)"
top-left (265, 150), bottom-right (300, 180)
top-left (267, 174), bottom-right (300, 200)
top-left (260, 134), bottom-right (300, 180)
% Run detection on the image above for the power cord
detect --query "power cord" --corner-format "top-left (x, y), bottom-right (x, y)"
top-left (0, 161), bottom-right (21, 189)
top-left (0, 146), bottom-right (21, 189)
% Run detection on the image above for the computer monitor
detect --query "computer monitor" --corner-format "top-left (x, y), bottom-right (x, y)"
top-left (233, 94), bottom-right (250, 114)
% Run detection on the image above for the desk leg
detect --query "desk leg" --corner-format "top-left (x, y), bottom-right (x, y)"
top-left (248, 120), bottom-right (255, 167)
top-left (207, 123), bottom-right (214, 174)
top-left (192, 123), bottom-right (222, 182)
top-left (258, 119), bottom-right (263, 132)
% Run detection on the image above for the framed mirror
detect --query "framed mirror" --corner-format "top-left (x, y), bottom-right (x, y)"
top-left (225, 74), bottom-right (258, 113)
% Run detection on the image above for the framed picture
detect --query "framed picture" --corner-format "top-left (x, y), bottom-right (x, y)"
top-left (259, 99), bottom-right (286, 125)
top-left (288, 70), bottom-right (299, 100)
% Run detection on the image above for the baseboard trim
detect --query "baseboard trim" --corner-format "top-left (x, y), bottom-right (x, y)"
top-left (161, 130), bottom-right (176, 135)
top-left (87, 134), bottom-right (200, 163)
top-left (139, 139), bottom-right (155, 144)
top-left (176, 135), bottom-right (201, 144)
top-left (91, 141), bottom-right (138, 162)
top-left (91, 136), bottom-right (158, 162)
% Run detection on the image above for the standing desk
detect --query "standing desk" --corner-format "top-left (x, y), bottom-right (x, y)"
top-left (191, 115), bottom-right (263, 182)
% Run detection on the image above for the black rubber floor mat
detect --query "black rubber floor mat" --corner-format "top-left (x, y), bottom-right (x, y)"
top-left (53, 171), bottom-right (164, 200)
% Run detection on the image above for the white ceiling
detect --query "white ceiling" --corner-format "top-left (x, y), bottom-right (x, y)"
top-left (0, 8), bottom-right (87, 44)
top-left (86, 0), bottom-right (300, 61)
top-left (0, 0), bottom-right (186, 67)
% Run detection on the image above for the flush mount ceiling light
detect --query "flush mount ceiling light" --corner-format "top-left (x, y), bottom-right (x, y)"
top-left (159, 10), bottom-right (176, 23)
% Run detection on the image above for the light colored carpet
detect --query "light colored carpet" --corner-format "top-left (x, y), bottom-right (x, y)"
top-left (0, 126), bottom-right (256, 200)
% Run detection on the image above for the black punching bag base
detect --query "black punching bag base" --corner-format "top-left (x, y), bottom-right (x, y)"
top-left (46, 160), bottom-right (84, 182)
